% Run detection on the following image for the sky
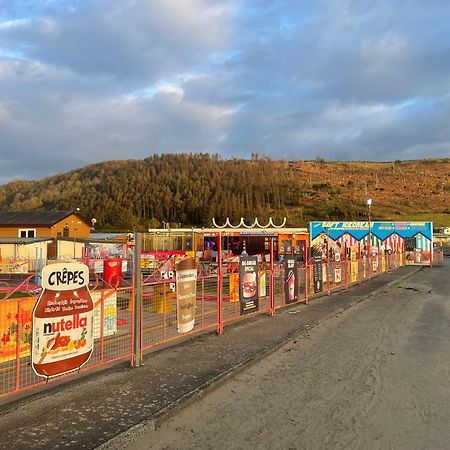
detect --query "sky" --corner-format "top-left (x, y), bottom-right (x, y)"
top-left (1, 0), bottom-right (450, 183)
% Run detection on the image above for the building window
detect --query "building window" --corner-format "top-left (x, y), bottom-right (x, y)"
top-left (18, 229), bottom-right (36, 238)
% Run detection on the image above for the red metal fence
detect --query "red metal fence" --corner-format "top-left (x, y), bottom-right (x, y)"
top-left (0, 248), bottom-right (409, 399)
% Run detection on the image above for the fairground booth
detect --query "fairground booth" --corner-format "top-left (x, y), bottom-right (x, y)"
top-left (143, 218), bottom-right (309, 265)
top-left (309, 221), bottom-right (434, 265)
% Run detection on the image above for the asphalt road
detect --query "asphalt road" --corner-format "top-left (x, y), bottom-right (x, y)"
top-left (126, 260), bottom-right (450, 450)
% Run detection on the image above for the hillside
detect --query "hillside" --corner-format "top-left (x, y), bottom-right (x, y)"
top-left (0, 154), bottom-right (449, 229)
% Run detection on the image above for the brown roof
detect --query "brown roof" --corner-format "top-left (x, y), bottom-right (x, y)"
top-left (0, 210), bottom-right (87, 226)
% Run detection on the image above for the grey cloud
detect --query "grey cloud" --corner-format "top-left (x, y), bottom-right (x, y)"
top-left (1, 0), bottom-right (450, 183)
top-left (0, 0), bottom-right (233, 81)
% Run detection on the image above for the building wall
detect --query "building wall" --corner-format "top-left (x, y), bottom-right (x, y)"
top-left (0, 241), bottom-right (49, 260)
top-left (57, 240), bottom-right (84, 260)
top-left (52, 214), bottom-right (91, 239)
top-left (0, 214), bottom-right (90, 239)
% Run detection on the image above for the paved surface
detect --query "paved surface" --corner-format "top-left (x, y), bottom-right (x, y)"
top-left (0, 266), bottom-right (423, 449)
top-left (121, 260), bottom-right (450, 450)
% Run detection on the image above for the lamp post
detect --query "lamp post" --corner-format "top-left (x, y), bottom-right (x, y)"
top-left (367, 198), bottom-right (372, 261)
top-left (323, 225), bottom-right (331, 295)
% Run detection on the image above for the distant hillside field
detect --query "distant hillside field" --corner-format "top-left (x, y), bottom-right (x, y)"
top-left (0, 154), bottom-right (449, 229)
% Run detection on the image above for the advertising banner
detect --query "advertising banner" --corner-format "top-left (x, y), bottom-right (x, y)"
top-left (259, 271), bottom-right (267, 297)
top-left (91, 290), bottom-right (118, 339)
top-left (229, 273), bottom-right (239, 302)
top-left (141, 253), bottom-right (156, 269)
top-left (0, 259), bottom-right (29, 274)
top-left (309, 221), bottom-right (433, 242)
top-left (0, 297), bottom-right (35, 364)
top-left (32, 262), bottom-right (94, 378)
top-left (381, 250), bottom-right (386, 272)
top-left (175, 258), bottom-right (197, 333)
top-left (334, 266), bottom-right (342, 284)
top-left (313, 255), bottom-right (323, 293)
top-left (351, 250), bottom-right (358, 283)
top-left (284, 257), bottom-right (298, 304)
top-left (372, 257), bottom-right (378, 273)
top-left (239, 256), bottom-right (259, 315)
top-left (362, 256), bottom-right (367, 279)
top-left (87, 243), bottom-right (126, 259)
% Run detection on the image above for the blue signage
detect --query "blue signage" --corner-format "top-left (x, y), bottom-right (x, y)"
top-left (309, 221), bottom-right (433, 242)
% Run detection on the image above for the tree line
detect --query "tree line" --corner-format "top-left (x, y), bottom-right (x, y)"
top-left (1, 153), bottom-right (446, 229)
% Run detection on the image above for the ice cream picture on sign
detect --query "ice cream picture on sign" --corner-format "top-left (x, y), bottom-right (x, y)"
top-left (32, 262), bottom-right (94, 378)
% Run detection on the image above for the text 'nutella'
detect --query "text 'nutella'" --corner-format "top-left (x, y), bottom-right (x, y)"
top-left (32, 262), bottom-right (94, 378)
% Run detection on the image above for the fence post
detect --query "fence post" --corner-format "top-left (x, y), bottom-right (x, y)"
top-left (217, 232), bottom-right (223, 335)
top-left (269, 238), bottom-right (275, 316)
top-left (327, 259), bottom-right (331, 296)
top-left (132, 231), bottom-right (143, 368)
top-left (305, 257), bottom-right (309, 304)
top-left (14, 301), bottom-right (22, 392)
top-left (345, 253), bottom-right (348, 290)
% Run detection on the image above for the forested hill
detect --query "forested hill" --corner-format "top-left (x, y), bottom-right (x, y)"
top-left (0, 154), bottom-right (449, 229)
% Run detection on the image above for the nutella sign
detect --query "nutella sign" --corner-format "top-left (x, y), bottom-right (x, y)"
top-left (32, 263), bottom-right (94, 378)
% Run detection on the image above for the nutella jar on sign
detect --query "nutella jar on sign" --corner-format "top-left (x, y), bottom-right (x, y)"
top-left (32, 262), bottom-right (94, 378)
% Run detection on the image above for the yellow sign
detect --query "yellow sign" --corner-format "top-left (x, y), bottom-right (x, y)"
top-left (259, 271), bottom-right (266, 297)
top-left (351, 250), bottom-right (358, 283)
top-left (229, 273), bottom-right (239, 302)
top-left (0, 297), bottom-right (35, 364)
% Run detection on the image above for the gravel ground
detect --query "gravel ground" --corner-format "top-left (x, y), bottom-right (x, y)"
top-left (127, 260), bottom-right (450, 450)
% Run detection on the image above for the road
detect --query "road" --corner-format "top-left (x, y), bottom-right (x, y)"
top-left (125, 260), bottom-right (450, 450)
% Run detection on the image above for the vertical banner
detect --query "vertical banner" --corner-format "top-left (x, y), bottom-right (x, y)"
top-left (351, 250), bottom-right (358, 283)
top-left (334, 265), bottom-right (342, 284)
top-left (313, 255), bottom-right (323, 293)
top-left (0, 297), bottom-right (35, 364)
top-left (284, 257), bottom-right (298, 304)
top-left (259, 271), bottom-right (267, 297)
top-left (372, 255), bottom-right (378, 273)
top-left (91, 290), bottom-right (118, 339)
top-left (334, 253), bottom-right (341, 284)
top-left (175, 257), bottom-right (197, 333)
top-left (229, 273), bottom-right (240, 302)
top-left (381, 249), bottom-right (386, 272)
top-left (239, 256), bottom-right (259, 315)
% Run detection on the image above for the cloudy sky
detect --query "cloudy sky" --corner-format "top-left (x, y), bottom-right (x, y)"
top-left (1, 0), bottom-right (450, 182)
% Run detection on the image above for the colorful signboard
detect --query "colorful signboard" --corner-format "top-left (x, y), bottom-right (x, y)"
top-left (334, 266), bottom-right (342, 284)
top-left (0, 258), bottom-right (29, 274)
top-left (313, 255), bottom-right (323, 293)
top-left (239, 256), bottom-right (259, 315)
top-left (309, 221), bottom-right (433, 266)
top-left (351, 250), bottom-right (358, 283)
top-left (284, 257), bottom-right (298, 304)
top-left (229, 273), bottom-right (239, 302)
top-left (91, 290), bottom-right (118, 339)
top-left (87, 243), bottom-right (127, 259)
top-left (175, 258), bottom-right (197, 333)
top-left (309, 221), bottom-right (433, 242)
top-left (259, 271), bottom-right (267, 297)
top-left (0, 297), bottom-right (34, 364)
top-left (32, 262), bottom-right (94, 378)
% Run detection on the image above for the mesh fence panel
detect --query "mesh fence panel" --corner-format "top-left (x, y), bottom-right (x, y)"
top-left (0, 250), bottom-right (409, 398)
top-left (0, 287), bottom-right (134, 398)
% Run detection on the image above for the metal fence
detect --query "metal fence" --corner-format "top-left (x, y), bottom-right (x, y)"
top-left (0, 238), bottom-right (409, 399)
top-left (0, 286), bottom-right (134, 398)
